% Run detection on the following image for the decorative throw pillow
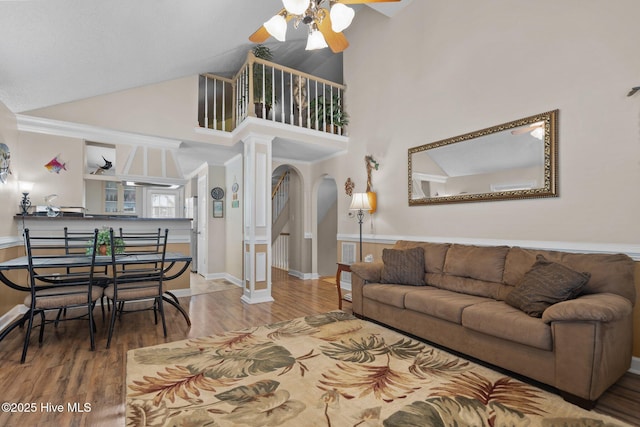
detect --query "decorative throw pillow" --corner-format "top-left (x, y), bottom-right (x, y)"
top-left (505, 254), bottom-right (591, 317)
top-left (381, 247), bottom-right (426, 286)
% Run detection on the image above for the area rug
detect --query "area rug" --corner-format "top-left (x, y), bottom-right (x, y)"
top-left (126, 312), bottom-right (629, 426)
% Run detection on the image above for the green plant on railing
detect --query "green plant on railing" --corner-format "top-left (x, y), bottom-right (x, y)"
top-left (252, 45), bottom-right (276, 115)
top-left (309, 93), bottom-right (349, 130)
top-left (86, 228), bottom-right (125, 256)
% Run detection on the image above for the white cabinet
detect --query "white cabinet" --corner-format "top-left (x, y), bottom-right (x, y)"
top-left (104, 182), bottom-right (138, 214)
top-left (85, 180), bottom-right (139, 215)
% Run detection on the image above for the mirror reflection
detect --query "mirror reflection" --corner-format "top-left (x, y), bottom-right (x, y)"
top-left (409, 110), bottom-right (558, 205)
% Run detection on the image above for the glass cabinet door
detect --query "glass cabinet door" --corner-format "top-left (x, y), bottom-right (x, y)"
top-left (122, 185), bottom-right (137, 213)
top-left (103, 182), bottom-right (137, 214)
top-left (104, 181), bottom-right (118, 213)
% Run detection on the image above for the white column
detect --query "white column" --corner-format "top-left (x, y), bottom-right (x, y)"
top-left (242, 133), bottom-right (274, 304)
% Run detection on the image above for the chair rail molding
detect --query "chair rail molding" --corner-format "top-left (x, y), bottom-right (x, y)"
top-left (337, 233), bottom-right (640, 261)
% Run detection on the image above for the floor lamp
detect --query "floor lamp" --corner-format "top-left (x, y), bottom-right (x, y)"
top-left (349, 193), bottom-right (371, 262)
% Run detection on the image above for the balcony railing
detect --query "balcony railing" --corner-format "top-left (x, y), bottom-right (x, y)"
top-left (198, 51), bottom-right (347, 136)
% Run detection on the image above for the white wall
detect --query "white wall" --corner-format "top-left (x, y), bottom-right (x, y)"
top-left (321, 0), bottom-right (640, 245)
top-left (0, 100), bottom-right (19, 238)
top-left (225, 154), bottom-right (243, 282)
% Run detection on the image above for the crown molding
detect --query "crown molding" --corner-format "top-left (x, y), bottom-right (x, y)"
top-left (16, 114), bottom-right (183, 149)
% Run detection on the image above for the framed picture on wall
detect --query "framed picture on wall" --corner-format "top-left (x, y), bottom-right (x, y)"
top-left (213, 200), bottom-right (224, 218)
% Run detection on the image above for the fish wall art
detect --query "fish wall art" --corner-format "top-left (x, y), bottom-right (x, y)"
top-left (44, 155), bottom-right (67, 174)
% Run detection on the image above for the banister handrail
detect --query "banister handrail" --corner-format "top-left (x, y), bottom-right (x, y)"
top-left (201, 73), bottom-right (234, 84)
top-left (234, 52), bottom-right (346, 91)
top-left (272, 169), bottom-right (290, 199)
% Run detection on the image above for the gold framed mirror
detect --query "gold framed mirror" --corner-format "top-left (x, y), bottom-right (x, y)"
top-left (408, 110), bottom-right (558, 205)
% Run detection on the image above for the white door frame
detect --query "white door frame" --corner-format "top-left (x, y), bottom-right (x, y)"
top-left (197, 175), bottom-right (208, 277)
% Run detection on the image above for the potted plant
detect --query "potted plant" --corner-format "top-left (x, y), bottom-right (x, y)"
top-left (252, 44), bottom-right (276, 118)
top-left (86, 228), bottom-right (125, 256)
top-left (309, 93), bottom-right (349, 132)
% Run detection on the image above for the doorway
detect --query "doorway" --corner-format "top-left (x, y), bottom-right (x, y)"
top-left (316, 176), bottom-right (338, 277)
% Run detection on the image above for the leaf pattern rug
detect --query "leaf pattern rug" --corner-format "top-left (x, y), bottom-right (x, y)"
top-left (126, 311), bottom-right (629, 426)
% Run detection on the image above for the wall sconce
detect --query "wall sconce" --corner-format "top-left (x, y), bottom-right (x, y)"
top-left (19, 181), bottom-right (34, 215)
top-left (349, 193), bottom-right (371, 262)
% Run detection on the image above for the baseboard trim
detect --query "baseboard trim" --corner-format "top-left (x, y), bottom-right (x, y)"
top-left (0, 305), bottom-right (28, 333)
top-left (630, 357), bottom-right (640, 375)
top-left (194, 272), bottom-right (242, 287)
top-left (288, 269), bottom-right (315, 280)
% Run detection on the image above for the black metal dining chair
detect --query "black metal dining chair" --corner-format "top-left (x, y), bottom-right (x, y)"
top-left (21, 228), bottom-right (103, 363)
top-left (64, 227), bottom-right (112, 319)
top-left (103, 227), bottom-right (169, 349)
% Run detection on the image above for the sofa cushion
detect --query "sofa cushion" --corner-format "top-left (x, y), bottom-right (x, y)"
top-left (462, 301), bottom-right (552, 350)
top-left (381, 247), bottom-right (426, 285)
top-left (394, 241), bottom-right (450, 274)
top-left (404, 288), bottom-right (493, 324)
top-left (363, 283), bottom-right (432, 308)
top-left (427, 273), bottom-right (505, 299)
top-left (505, 255), bottom-right (591, 318)
top-left (503, 247), bottom-right (635, 304)
top-left (443, 244), bottom-right (509, 283)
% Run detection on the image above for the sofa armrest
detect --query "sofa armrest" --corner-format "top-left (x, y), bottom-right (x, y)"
top-left (349, 262), bottom-right (383, 315)
top-left (350, 262), bottom-right (383, 283)
top-left (542, 293), bottom-right (633, 324)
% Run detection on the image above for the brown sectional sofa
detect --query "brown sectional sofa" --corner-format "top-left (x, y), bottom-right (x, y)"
top-left (350, 240), bottom-right (637, 408)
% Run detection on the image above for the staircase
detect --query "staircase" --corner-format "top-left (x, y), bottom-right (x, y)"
top-left (271, 170), bottom-right (290, 270)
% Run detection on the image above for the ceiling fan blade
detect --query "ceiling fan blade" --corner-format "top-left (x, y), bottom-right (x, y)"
top-left (317, 12), bottom-right (349, 53)
top-left (337, 0), bottom-right (401, 4)
top-left (249, 26), bottom-right (271, 43)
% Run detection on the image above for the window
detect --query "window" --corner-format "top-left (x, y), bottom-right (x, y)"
top-left (141, 188), bottom-right (179, 219)
top-left (150, 193), bottom-right (176, 218)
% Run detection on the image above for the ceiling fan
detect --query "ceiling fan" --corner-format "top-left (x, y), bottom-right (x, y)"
top-left (511, 121), bottom-right (545, 140)
top-left (249, 0), bottom-right (400, 53)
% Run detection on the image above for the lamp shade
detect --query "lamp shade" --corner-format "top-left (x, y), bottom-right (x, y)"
top-left (19, 181), bottom-right (34, 193)
top-left (349, 192), bottom-right (372, 211)
top-left (330, 3), bottom-right (355, 33)
top-left (305, 30), bottom-right (328, 50)
top-left (282, 0), bottom-right (308, 15)
top-left (305, 29), bottom-right (328, 50)
top-left (264, 14), bottom-right (287, 42)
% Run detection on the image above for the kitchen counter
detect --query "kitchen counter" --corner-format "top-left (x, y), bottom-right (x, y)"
top-left (15, 215), bottom-right (192, 244)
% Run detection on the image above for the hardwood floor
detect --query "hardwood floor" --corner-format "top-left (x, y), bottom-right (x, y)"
top-left (0, 269), bottom-right (637, 426)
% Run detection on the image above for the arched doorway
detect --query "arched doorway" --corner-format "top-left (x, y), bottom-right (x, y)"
top-left (271, 164), bottom-right (310, 278)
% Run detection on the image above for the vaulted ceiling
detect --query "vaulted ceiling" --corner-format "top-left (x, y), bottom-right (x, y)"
top-left (0, 0), bottom-right (410, 172)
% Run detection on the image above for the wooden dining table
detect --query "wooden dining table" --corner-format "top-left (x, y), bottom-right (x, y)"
top-left (0, 252), bottom-right (192, 342)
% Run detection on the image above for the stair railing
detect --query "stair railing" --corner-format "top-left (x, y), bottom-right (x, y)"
top-left (272, 170), bottom-right (290, 223)
top-left (199, 51), bottom-right (347, 135)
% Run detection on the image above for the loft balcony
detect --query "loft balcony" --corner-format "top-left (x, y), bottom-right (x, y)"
top-left (197, 51), bottom-right (348, 140)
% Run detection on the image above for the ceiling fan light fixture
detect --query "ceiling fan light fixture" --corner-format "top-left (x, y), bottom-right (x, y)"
top-left (264, 14), bottom-right (287, 42)
top-left (330, 3), bottom-right (355, 33)
top-left (282, 0), bottom-right (309, 16)
top-left (305, 28), bottom-right (328, 50)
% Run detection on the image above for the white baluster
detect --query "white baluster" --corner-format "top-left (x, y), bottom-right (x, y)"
top-left (204, 77), bottom-right (208, 129)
